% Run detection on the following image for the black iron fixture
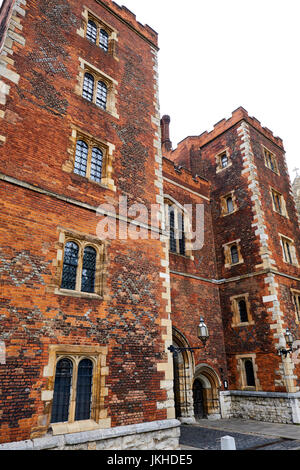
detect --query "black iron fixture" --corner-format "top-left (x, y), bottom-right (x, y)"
top-left (278, 328), bottom-right (297, 358)
top-left (168, 317), bottom-right (209, 356)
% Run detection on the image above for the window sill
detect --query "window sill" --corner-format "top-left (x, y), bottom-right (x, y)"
top-left (55, 288), bottom-right (102, 300)
top-left (51, 419), bottom-right (100, 436)
top-left (169, 251), bottom-right (194, 261)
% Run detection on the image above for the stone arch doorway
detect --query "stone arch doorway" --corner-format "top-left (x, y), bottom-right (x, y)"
top-left (171, 328), bottom-right (195, 423)
top-left (193, 365), bottom-right (221, 420)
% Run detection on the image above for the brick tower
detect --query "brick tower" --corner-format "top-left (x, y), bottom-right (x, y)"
top-left (167, 108), bottom-right (300, 422)
top-left (0, 0), bottom-right (180, 449)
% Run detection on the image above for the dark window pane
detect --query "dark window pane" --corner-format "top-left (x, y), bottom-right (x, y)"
top-left (90, 147), bottom-right (103, 183)
top-left (61, 242), bottom-right (79, 290)
top-left (99, 29), bottom-right (109, 52)
top-left (96, 81), bottom-right (107, 110)
top-left (86, 20), bottom-right (97, 43)
top-left (82, 73), bottom-right (94, 102)
top-left (238, 300), bottom-right (248, 323)
top-left (51, 359), bottom-right (73, 423)
top-left (81, 246), bottom-right (97, 293)
top-left (75, 359), bottom-right (93, 421)
top-left (74, 140), bottom-right (88, 177)
top-left (245, 360), bottom-right (255, 387)
top-left (178, 212), bottom-right (185, 256)
top-left (227, 197), bottom-right (234, 213)
top-left (168, 207), bottom-right (176, 253)
top-left (231, 245), bottom-right (239, 264)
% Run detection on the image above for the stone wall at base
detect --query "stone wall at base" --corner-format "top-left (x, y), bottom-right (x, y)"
top-left (221, 391), bottom-right (300, 424)
top-left (0, 419), bottom-right (181, 451)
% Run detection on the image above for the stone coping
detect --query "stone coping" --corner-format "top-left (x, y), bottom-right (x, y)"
top-left (220, 390), bottom-right (300, 399)
top-left (0, 419), bottom-right (181, 450)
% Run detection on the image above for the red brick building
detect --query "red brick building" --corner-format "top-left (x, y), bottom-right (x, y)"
top-left (0, 0), bottom-right (300, 450)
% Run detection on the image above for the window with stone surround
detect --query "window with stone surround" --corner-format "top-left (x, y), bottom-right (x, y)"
top-left (164, 199), bottom-right (192, 258)
top-left (280, 234), bottom-right (298, 266)
top-left (77, 59), bottom-right (118, 119)
top-left (271, 188), bottom-right (288, 217)
top-left (291, 290), bottom-right (300, 323)
top-left (54, 229), bottom-right (106, 299)
top-left (215, 149), bottom-right (232, 173)
top-left (220, 191), bottom-right (238, 216)
top-left (44, 345), bottom-right (109, 435)
top-left (84, 11), bottom-right (118, 57)
top-left (237, 354), bottom-right (259, 391)
top-left (63, 127), bottom-right (116, 192)
top-left (223, 240), bottom-right (244, 268)
top-left (231, 294), bottom-right (253, 327)
top-left (264, 147), bottom-right (279, 175)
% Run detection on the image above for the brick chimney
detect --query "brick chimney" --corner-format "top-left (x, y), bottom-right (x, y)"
top-left (160, 115), bottom-right (172, 154)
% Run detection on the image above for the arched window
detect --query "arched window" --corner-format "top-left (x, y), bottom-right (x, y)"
top-left (166, 201), bottom-right (189, 256)
top-left (51, 358), bottom-right (73, 424)
top-left (96, 81), bottom-right (107, 110)
top-left (82, 72), bottom-right (94, 102)
top-left (221, 153), bottom-right (228, 168)
top-left (99, 29), bottom-right (109, 52)
top-left (75, 359), bottom-right (94, 421)
top-left (74, 140), bottom-right (88, 177)
top-left (86, 20), bottom-right (97, 44)
top-left (81, 246), bottom-right (97, 293)
top-left (61, 242), bottom-right (79, 291)
top-left (90, 147), bottom-right (103, 183)
top-left (238, 299), bottom-right (248, 323)
top-left (244, 360), bottom-right (256, 387)
top-left (230, 245), bottom-right (239, 264)
top-left (226, 197), bottom-right (234, 214)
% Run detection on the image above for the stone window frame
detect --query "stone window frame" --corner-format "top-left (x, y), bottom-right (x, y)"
top-left (220, 190), bottom-right (238, 217)
top-left (164, 196), bottom-right (194, 259)
top-left (215, 148), bottom-right (232, 173)
top-left (270, 187), bottom-right (288, 218)
top-left (77, 7), bottom-right (119, 60)
top-left (223, 239), bottom-right (244, 268)
top-left (236, 354), bottom-right (260, 391)
top-left (279, 234), bottom-right (299, 267)
top-left (76, 58), bottom-right (119, 119)
top-left (263, 145), bottom-right (280, 175)
top-left (230, 293), bottom-right (254, 327)
top-left (53, 228), bottom-right (108, 300)
top-left (63, 126), bottom-right (116, 192)
top-left (291, 289), bottom-right (300, 324)
top-left (41, 344), bottom-right (109, 436)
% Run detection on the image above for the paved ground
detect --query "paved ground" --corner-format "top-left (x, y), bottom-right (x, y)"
top-left (179, 418), bottom-right (300, 451)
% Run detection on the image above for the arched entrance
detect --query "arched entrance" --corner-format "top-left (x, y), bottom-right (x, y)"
top-left (171, 329), bottom-right (195, 423)
top-left (193, 379), bottom-right (205, 419)
top-left (193, 365), bottom-right (222, 420)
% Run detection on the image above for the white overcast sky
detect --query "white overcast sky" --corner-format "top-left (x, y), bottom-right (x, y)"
top-left (1, 0), bottom-right (299, 180)
top-left (122, 0), bottom-right (299, 181)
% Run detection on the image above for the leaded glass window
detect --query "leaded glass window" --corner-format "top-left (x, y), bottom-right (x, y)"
top-left (74, 140), bottom-right (88, 177)
top-left (81, 246), bottom-right (97, 293)
top-left (82, 73), bottom-right (94, 102)
top-left (230, 245), bottom-right (239, 264)
top-left (99, 29), bottom-right (109, 52)
top-left (96, 81), bottom-right (107, 110)
top-left (75, 359), bottom-right (93, 421)
top-left (169, 207), bottom-right (176, 253)
top-left (51, 358), bottom-right (73, 423)
top-left (178, 212), bottom-right (186, 256)
top-left (221, 153), bottom-right (228, 168)
top-left (61, 242), bottom-right (79, 290)
top-left (90, 147), bottom-right (103, 183)
top-left (86, 20), bottom-right (97, 44)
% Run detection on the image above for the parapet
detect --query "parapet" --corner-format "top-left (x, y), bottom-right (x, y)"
top-left (98, 0), bottom-right (158, 48)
